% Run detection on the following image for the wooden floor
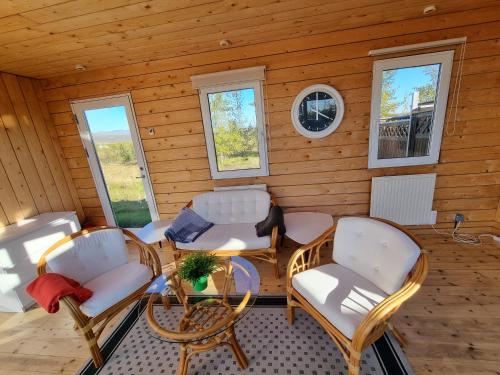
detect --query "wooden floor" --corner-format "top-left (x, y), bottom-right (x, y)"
top-left (1, 234), bottom-right (499, 375)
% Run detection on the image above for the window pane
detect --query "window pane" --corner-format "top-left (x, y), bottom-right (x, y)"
top-left (85, 106), bottom-right (151, 228)
top-left (207, 88), bottom-right (261, 171)
top-left (378, 63), bottom-right (441, 159)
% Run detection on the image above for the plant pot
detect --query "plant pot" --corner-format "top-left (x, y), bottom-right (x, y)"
top-left (192, 275), bottom-right (208, 291)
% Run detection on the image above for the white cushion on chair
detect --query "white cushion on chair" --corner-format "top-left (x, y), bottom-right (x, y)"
top-left (192, 190), bottom-right (271, 224)
top-left (79, 262), bottom-right (152, 317)
top-left (292, 263), bottom-right (387, 339)
top-left (333, 217), bottom-right (420, 295)
top-left (45, 228), bottom-right (129, 284)
top-left (175, 223), bottom-right (270, 251)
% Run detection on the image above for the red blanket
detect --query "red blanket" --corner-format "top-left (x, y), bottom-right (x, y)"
top-left (26, 273), bottom-right (93, 314)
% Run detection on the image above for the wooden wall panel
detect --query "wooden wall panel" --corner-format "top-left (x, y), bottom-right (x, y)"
top-left (0, 72), bottom-right (83, 228)
top-left (495, 200), bottom-right (500, 231)
top-left (40, 3), bottom-right (500, 231)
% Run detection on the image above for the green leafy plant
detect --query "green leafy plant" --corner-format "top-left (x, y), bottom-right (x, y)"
top-left (178, 253), bottom-right (217, 284)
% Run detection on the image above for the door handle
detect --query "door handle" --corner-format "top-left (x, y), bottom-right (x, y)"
top-left (135, 175), bottom-right (145, 179)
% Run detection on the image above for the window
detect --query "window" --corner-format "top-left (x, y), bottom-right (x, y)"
top-left (194, 67), bottom-right (268, 179)
top-left (368, 51), bottom-right (454, 168)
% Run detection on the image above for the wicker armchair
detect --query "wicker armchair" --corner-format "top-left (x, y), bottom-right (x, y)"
top-left (37, 226), bottom-right (165, 368)
top-left (286, 217), bottom-right (428, 375)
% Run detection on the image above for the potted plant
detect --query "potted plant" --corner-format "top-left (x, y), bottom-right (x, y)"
top-left (178, 253), bottom-right (217, 291)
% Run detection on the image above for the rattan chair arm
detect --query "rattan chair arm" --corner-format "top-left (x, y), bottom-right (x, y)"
top-left (270, 225), bottom-right (279, 248)
top-left (61, 294), bottom-right (92, 323)
top-left (165, 235), bottom-right (177, 251)
top-left (351, 252), bottom-right (429, 350)
top-left (267, 191), bottom-right (278, 245)
top-left (286, 225), bottom-right (336, 290)
top-left (121, 228), bottom-right (162, 277)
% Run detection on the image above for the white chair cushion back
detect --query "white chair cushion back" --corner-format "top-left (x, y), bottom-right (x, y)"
top-left (192, 190), bottom-right (271, 224)
top-left (333, 217), bottom-right (420, 295)
top-left (45, 228), bottom-right (129, 284)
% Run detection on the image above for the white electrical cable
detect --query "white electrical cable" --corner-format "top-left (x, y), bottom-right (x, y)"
top-left (432, 221), bottom-right (499, 245)
top-left (445, 40), bottom-right (467, 136)
top-left (263, 68), bottom-right (271, 150)
top-left (478, 234), bottom-right (500, 242)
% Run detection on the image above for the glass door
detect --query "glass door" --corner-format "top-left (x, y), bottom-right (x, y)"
top-left (71, 94), bottom-right (158, 228)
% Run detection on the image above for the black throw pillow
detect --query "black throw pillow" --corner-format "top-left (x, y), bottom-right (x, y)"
top-left (255, 205), bottom-right (286, 238)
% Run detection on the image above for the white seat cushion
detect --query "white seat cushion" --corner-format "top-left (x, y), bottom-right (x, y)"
top-left (333, 217), bottom-right (421, 294)
top-left (45, 228), bottom-right (129, 285)
top-left (192, 190), bottom-right (271, 224)
top-left (292, 263), bottom-right (387, 340)
top-left (79, 262), bottom-right (152, 317)
top-left (175, 223), bottom-right (270, 251)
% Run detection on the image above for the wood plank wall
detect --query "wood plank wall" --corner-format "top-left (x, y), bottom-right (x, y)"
top-left (0, 73), bottom-right (83, 227)
top-left (39, 5), bottom-right (500, 232)
top-left (496, 200), bottom-right (500, 231)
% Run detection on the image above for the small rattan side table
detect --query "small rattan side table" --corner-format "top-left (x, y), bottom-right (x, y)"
top-left (144, 256), bottom-right (259, 375)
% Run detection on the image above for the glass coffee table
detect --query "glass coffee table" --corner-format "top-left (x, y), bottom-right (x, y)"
top-left (143, 256), bottom-right (259, 375)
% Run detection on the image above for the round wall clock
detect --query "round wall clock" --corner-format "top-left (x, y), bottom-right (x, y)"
top-left (291, 84), bottom-right (344, 139)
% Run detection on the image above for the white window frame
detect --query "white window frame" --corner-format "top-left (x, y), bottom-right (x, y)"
top-left (368, 50), bottom-right (454, 168)
top-left (198, 80), bottom-right (269, 179)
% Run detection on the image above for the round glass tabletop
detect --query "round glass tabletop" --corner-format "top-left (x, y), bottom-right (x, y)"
top-left (142, 256), bottom-right (259, 344)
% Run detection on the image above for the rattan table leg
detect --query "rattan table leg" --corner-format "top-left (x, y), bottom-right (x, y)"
top-left (228, 327), bottom-right (248, 369)
top-left (177, 344), bottom-right (188, 375)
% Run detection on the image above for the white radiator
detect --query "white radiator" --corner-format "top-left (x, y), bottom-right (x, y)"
top-left (370, 173), bottom-right (437, 225)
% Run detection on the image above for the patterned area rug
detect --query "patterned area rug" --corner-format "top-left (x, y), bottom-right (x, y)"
top-left (78, 299), bottom-right (414, 375)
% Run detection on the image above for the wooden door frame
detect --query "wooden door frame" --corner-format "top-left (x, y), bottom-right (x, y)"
top-left (71, 93), bottom-right (158, 227)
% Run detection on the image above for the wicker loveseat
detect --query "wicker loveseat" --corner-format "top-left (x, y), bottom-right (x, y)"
top-left (167, 189), bottom-right (280, 278)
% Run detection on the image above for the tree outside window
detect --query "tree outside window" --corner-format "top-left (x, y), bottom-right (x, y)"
top-left (208, 88), bottom-right (260, 171)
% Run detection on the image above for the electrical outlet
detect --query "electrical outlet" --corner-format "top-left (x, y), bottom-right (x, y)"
top-left (455, 213), bottom-right (465, 223)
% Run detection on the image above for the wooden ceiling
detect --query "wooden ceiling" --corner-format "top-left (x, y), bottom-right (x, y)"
top-left (0, 0), bottom-right (496, 79)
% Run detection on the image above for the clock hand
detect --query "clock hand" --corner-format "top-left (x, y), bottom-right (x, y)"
top-left (316, 92), bottom-right (319, 121)
top-left (310, 105), bottom-right (333, 121)
top-left (317, 111), bottom-right (333, 121)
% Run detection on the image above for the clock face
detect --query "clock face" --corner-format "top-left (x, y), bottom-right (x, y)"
top-left (298, 91), bottom-right (337, 132)
top-left (291, 84), bottom-right (344, 139)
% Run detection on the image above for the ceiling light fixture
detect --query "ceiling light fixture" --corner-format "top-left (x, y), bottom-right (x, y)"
top-left (219, 39), bottom-right (230, 47)
top-left (75, 64), bottom-right (87, 71)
